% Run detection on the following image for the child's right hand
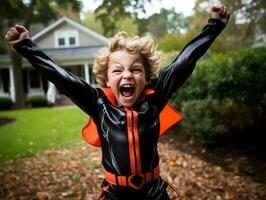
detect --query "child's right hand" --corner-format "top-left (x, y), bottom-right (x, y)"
top-left (5, 24), bottom-right (29, 46)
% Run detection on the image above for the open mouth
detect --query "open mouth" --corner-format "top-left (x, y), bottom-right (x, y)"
top-left (120, 84), bottom-right (135, 98)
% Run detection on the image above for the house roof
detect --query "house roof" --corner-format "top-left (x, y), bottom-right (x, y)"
top-left (0, 45), bottom-right (104, 65)
top-left (42, 45), bottom-right (103, 58)
top-left (31, 16), bottom-right (109, 44)
top-left (0, 16), bottom-right (108, 66)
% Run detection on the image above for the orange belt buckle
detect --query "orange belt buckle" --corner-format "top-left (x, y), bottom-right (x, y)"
top-left (128, 173), bottom-right (145, 189)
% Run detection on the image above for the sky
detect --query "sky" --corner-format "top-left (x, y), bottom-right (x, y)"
top-left (81, 0), bottom-right (197, 18)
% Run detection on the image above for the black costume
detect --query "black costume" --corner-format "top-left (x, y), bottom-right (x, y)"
top-left (14, 19), bottom-right (225, 200)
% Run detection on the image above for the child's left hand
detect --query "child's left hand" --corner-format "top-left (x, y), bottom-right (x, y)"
top-left (209, 4), bottom-right (230, 24)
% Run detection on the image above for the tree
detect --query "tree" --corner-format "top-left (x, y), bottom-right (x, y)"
top-left (95, 0), bottom-right (152, 36)
top-left (82, 11), bottom-right (139, 36)
top-left (193, 0), bottom-right (266, 50)
top-left (147, 9), bottom-right (168, 37)
top-left (82, 12), bottom-right (105, 35)
top-left (147, 8), bottom-right (189, 37)
top-left (0, 0), bottom-right (82, 108)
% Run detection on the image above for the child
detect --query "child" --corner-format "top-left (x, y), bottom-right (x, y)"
top-left (5, 4), bottom-right (230, 200)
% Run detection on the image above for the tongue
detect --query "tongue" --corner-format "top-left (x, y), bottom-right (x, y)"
top-left (121, 87), bottom-right (134, 97)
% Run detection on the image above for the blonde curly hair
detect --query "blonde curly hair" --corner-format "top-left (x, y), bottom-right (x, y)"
top-left (93, 32), bottom-right (160, 87)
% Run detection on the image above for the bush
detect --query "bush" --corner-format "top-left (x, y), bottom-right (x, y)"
top-left (171, 47), bottom-right (266, 106)
top-left (28, 96), bottom-right (48, 108)
top-left (0, 97), bottom-right (13, 110)
top-left (181, 99), bottom-right (266, 146)
top-left (170, 47), bottom-right (266, 146)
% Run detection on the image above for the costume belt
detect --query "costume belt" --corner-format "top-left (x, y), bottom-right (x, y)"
top-left (104, 166), bottom-right (160, 189)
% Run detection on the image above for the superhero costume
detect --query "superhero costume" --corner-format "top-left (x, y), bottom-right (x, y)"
top-left (14, 19), bottom-right (225, 200)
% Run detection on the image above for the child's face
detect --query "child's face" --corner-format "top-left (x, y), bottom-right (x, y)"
top-left (106, 49), bottom-right (147, 107)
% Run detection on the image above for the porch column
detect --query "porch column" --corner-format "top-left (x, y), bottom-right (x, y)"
top-left (9, 66), bottom-right (15, 102)
top-left (46, 81), bottom-right (56, 104)
top-left (84, 63), bottom-right (90, 84)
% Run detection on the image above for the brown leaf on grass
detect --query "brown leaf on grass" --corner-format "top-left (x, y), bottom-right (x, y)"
top-left (36, 191), bottom-right (51, 200)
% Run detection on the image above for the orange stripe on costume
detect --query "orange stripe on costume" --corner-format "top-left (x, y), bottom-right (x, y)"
top-left (125, 108), bottom-right (136, 173)
top-left (132, 111), bottom-right (142, 172)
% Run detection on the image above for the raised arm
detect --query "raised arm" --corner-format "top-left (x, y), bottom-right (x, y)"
top-left (5, 25), bottom-right (99, 116)
top-left (152, 5), bottom-right (230, 111)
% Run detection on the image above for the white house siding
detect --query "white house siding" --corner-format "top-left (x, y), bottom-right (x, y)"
top-left (36, 22), bottom-right (106, 49)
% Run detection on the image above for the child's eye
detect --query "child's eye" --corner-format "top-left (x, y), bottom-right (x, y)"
top-left (132, 68), bottom-right (143, 73)
top-left (112, 69), bottom-right (122, 73)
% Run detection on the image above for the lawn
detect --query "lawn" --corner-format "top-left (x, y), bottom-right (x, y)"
top-left (0, 106), bottom-right (89, 163)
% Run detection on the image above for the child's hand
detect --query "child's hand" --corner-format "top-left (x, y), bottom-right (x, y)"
top-left (5, 24), bottom-right (29, 46)
top-left (209, 4), bottom-right (230, 24)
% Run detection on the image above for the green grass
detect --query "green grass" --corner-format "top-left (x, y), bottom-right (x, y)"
top-left (0, 106), bottom-right (89, 164)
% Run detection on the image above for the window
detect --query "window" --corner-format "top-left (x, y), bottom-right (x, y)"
top-left (58, 38), bottom-right (65, 46)
top-left (69, 37), bottom-right (76, 45)
top-left (55, 30), bottom-right (79, 48)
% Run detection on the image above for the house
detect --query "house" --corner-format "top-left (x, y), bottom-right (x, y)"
top-left (0, 16), bottom-right (108, 105)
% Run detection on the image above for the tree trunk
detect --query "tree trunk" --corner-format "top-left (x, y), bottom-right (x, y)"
top-left (10, 50), bottom-right (27, 108)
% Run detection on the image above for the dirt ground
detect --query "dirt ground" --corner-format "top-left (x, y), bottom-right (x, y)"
top-left (0, 130), bottom-right (265, 200)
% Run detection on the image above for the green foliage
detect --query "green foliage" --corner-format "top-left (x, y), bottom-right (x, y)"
top-left (157, 33), bottom-right (182, 52)
top-left (0, 107), bottom-right (88, 163)
top-left (147, 11), bottom-right (168, 37)
top-left (94, 2), bottom-right (188, 37)
top-left (157, 31), bottom-right (197, 52)
top-left (207, 48), bottom-right (266, 106)
top-left (95, 0), bottom-right (151, 36)
top-left (195, 0), bottom-right (266, 50)
top-left (28, 96), bottom-right (48, 108)
top-left (116, 17), bottom-right (138, 36)
top-left (82, 11), bottom-right (105, 35)
top-left (170, 47), bottom-right (266, 146)
top-left (0, 97), bottom-right (13, 110)
top-left (147, 8), bottom-right (188, 37)
top-left (172, 47), bottom-right (266, 105)
top-left (82, 11), bottom-right (138, 36)
top-left (181, 98), bottom-right (266, 146)
top-left (181, 99), bottom-right (216, 145)
top-left (0, 0), bottom-right (82, 28)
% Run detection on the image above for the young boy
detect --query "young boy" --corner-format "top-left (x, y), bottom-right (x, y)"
top-left (5, 5), bottom-right (230, 200)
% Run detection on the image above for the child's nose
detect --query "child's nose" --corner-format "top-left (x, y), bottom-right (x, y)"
top-left (122, 70), bottom-right (133, 79)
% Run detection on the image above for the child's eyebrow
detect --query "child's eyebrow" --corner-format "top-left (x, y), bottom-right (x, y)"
top-left (112, 62), bottom-right (123, 67)
top-left (113, 58), bottom-right (142, 69)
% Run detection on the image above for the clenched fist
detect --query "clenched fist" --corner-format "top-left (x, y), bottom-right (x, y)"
top-left (209, 4), bottom-right (230, 24)
top-left (5, 24), bottom-right (29, 46)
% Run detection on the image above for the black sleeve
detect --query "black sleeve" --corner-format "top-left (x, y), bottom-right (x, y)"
top-left (14, 39), bottom-right (99, 116)
top-left (152, 19), bottom-right (226, 111)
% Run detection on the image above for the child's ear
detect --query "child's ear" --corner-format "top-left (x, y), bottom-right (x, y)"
top-left (106, 80), bottom-right (110, 87)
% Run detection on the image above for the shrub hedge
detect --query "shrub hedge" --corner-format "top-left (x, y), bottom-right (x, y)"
top-left (0, 97), bottom-right (13, 110)
top-left (169, 47), bottom-right (266, 146)
top-left (28, 96), bottom-right (48, 108)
